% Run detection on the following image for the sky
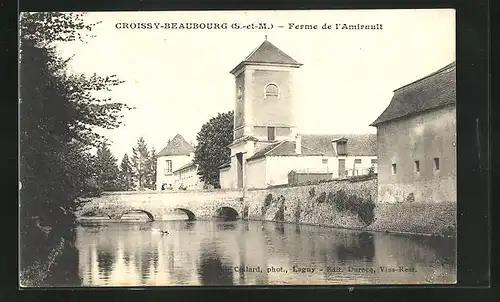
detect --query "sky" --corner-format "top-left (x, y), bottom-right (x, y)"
top-left (54, 9), bottom-right (456, 160)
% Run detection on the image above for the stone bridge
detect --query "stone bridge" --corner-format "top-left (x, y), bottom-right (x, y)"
top-left (75, 190), bottom-right (245, 221)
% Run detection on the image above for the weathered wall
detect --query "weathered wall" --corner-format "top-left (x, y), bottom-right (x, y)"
top-left (376, 105), bottom-right (456, 203)
top-left (243, 177), bottom-right (456, 236)
top-left (244, 177), bottom-right (377, 229)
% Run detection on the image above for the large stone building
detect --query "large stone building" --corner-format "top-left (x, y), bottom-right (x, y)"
top-left (370, 62), bottom-right (456, 203)
top-left (219, 39), bottom-right (377, 189)
top-left (156, 134), bottom-right (199, 191)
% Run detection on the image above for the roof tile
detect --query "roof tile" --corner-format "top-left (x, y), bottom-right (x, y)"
top-left (156, 134), bottom-right (194, 157)
top-left (371, 62), bottom-right (456, 126)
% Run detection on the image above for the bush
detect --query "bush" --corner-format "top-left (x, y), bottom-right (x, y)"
top-left (333, 190), bottom-right (348, 212)
top-left (316, 192), bottom-right (327, 203)
top-left (264, 194), bottom-right (273, 208)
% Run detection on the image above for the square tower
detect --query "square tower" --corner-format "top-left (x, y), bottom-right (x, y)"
top-left (230, 38), bottom-right (303, 143)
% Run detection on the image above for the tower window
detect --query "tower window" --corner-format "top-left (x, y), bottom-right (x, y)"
top-left (237, 85), bottom-right (243, 99)
top-left (264, 83), bottom-right (279, 98)
top-left (414, 160), bottom-right (420, 173)
top-left (434, 158), bottom-right (440, 171)
top-left (391, 163), bottom-right (397, 175)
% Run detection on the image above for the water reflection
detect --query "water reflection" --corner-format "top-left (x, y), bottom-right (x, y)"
top-left (336, 232), bottom-right (375, 262)
top-left (67, 220), bottom-right (456, 286)
top-left (198, 241), bottom-right (234, 285)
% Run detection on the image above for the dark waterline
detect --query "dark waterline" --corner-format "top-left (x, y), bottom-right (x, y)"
top-left (47, 217), bottom-right (456, 286)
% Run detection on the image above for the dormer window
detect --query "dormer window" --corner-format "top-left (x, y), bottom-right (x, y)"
top-left (336, 141), bottom-right (347, 156)
top-left (264, 83), bottom-right (279, 98)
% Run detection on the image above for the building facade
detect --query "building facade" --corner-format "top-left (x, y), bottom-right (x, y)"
top-left (173, 162), bottom-right (205, 190)
top-left (219, 39), bottom-right (377, 189)
top-left (155, 134), bottom-right (196, 191)
top-left (371, 62), bottom-right (456, 203)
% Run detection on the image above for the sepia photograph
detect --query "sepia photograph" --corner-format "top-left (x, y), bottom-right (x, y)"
top-left (19, 9), bottom-right (457, 287)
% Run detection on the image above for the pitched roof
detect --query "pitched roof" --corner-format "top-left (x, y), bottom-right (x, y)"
top-left (156, 134), bottom-right (194, 157)
top-left (371, 62), bottom-right (456, 126)
top-left (301, 134), bottom-right (377, 156)
top-left (173, 161), bottom-right (197, 173)
top-left (230, 39), bottom-right (302, 74)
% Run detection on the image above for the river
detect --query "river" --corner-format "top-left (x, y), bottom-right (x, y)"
top-left (49, 213), bottom-right (456, 286)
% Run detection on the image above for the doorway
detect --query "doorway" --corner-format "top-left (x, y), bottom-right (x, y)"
top-left (236, 153), bottom-right (243, 188)
top-left (338, 159), bottom-right (346, 178)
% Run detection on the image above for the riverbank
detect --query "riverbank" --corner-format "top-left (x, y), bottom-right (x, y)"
top-left (243, 177), bottom-right (456, 237)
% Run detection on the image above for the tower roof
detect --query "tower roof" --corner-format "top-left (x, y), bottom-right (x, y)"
top-left (156, 134), bottom-right (194, 157)
top-left (230, 39), bottom-right (302, 74)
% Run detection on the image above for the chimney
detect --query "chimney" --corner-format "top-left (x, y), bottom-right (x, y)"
top-left (295, 135), bottom-right (302, 155)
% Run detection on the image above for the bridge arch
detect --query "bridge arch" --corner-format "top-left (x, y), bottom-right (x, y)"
top-left (174, 208), bottom-right (196, 221)
top-left (121, 209), bottom-right (155, 221)
top-left (215, 206), bottom-right (239, 221)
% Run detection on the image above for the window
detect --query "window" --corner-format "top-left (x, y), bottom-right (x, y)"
top-left (264, 83), bottom-right (279, 98)
top-left (164, 160), bottom-right (172, 175)
top-left (391, 163), bottom-right (397, 175)
top-left (322, 159), bottom-right (328, 164)
top-left (414, 160), bottom-right (420, 173)
top-left (267, 127), bottom-right (276, 141)
top-left (237, 85), bottom-right (243, 99)
top-left (434, 158), bottom-right (440, 171)
top-left (336, 142), bottom-right (347, 156)
top-left (354, 159), bottom-right (362, 164)
top-left (371, 159), bottom-right (378, 164)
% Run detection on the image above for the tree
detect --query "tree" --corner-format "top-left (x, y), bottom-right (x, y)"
top-left (145, 147), bottom-right (157, 190)
top-left (194, 111), bottom-right (234, 188)
top-left (131, 137), bottom-right (150, 190)
top-left (95, 141), bottom-right (120, 191)
top-left (118, 153), bottom-right (134, 191)
top-left (19, 12), bottom-right (131, 285)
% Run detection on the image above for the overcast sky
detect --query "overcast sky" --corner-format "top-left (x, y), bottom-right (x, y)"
top-left (54, 9), bottom-right (455, 160)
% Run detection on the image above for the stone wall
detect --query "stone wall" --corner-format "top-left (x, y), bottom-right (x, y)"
top-left (243, 176), bottom-right (456, 236)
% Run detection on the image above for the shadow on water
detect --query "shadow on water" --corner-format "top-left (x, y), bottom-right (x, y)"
top-left (216, 222), bottom-right (237, 231)
top-left (183, 221), bottom-right (195, 231)
top-left (197, 241), bottom-right (234, 285)
top-left (43, 239), bottom-right (81, 287)
top-left (336, 231), bottom-right (375, 262)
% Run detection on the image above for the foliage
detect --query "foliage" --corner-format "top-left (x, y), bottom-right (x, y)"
top-left (367, 165), bottom-right (376, 176)
top-left (327, 190), bottom-right (376, 225)
top-left (309, 187), bottom-right (316, 198)
top-left (264, 194), bottom-right (273, 208)
top-left (118, 153), bottom-right (134, 191)
top-left (194, 111), bottom-right (234, 188)
top-left (145, 147), bottom-right (157, 190)
top-left (316, 191), bottom-right (327, 203)
top-left (95, 141), bottom-right (120, 191)
top-left (131, 137), bottom-right (150, 190)
top-left (19, 12), bottom-right (130, 284)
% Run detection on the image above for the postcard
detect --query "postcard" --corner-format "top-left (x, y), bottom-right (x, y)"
top-left (19, 9), bottom-right (456, 287)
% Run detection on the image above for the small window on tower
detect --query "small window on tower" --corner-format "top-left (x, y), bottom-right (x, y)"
top-left (237, 85), bottom-right (243, 99)
top-left (264, 83), bottom-right (279, 98)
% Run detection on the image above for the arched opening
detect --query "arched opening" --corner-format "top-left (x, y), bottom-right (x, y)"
top-left (79, 211), bottom-right (113, 222)
top-left (120, 209), bottom-right (155, 222)
top-left (173, 208), bottom-right (196, 221)
top-left (215, 207), bottom-right (239, 221)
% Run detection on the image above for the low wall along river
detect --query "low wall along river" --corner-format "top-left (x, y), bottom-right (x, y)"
top-left (243, 176), bottom-right (456, 237)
